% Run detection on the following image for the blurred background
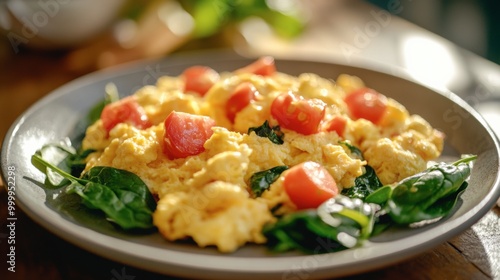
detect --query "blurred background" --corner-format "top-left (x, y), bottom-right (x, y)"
top-left (369, 0), bottom-right (500, 64)
top-left (0, 0), bottom-right (499, 146)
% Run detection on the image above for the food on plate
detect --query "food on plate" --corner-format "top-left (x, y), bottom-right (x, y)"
top-left (32, 57), bottom-right (475, 253)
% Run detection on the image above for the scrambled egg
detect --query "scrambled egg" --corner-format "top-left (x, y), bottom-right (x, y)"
top-left (81, 62), bottom-right (443, 252)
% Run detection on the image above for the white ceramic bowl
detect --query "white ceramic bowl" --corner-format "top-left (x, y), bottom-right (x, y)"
top-left (0, 0), bottom-right (126, 49)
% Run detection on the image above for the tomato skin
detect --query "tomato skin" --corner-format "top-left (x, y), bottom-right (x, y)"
top-left (235, 56), bottom-right (276, 76)
top-left (101, 96), bottom-right (152, 134)
top-left (344, 87), bottom-right (387, 124)
top-left (322, 115), bottom-right (347, 137)
top-left (270, 92), bottom-right (326, 135)
top-left (226, 82), bottom-right (259, 122)
top-left (182, 66), bottom-right (220, 96)
top-left (283, 161), bottom-right (338, 210)
top-left (163, 111), bottom-right (215, 159)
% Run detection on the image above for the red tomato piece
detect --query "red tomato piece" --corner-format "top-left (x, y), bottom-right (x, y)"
top-left (322, 115), bottom-right (347, 137)
top-left (163, 111), bottom-right (215, 159)
top-left (344, 87), bottom-right (387, 124)
top-left (235, 56), bottom-right (276, 76)
top-left (225, 82), bottom-right (260, 122)
top-left (101, 96), bottom-right (152, 134)
top-left (182, 66), bottom-right (220, 96)
top-left (270, 92), bottom-right (326, 135)
top-left (283, 161), bottom-right (338, 210)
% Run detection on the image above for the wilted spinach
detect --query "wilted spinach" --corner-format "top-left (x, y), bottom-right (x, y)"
top-left (248, 120), bottom-right (284, 144)
top-left (249, 165), bottom-right (288, 197)
top-left (342, 165), bottom-right (383, 201)
top-left (385, 155), bottom-right (476, 225)
top-left (87, 82), bottom-right (120, 124)
top-left (34, 142), bottom-right (95, 188)
top-left (263, 195), bottom-right (375, 253)
top-left (32, 151), bottom-right (156, 230)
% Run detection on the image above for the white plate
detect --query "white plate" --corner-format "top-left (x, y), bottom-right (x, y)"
top-left (2, 51), bottom-right (500, 279)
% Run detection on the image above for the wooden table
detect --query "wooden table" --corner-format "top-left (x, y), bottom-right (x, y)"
top-left (1, 1), bottom-right (500, 279)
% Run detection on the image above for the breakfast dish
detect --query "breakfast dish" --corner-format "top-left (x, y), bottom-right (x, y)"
top-left (32, 56), bottom-right (474, 254)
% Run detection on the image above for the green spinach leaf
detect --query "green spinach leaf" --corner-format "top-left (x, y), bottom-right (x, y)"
top-left (250, 165), bottom-right (288, 197)
top-left (387, 155), bottom-right (476, 225)
top-left (32, 141), bottom-right (94, 188)
top-left (32, 153), bottom-right (156, 230)
top-left (248, 120), bottom-right (285, 144)
top-left (342, 165), bottom-right (383, 200)
top-left (365, 185), bottom-right (392, 205)
top-left (263, 195), bottom-right (375, 253)
top-left (87, 82), bottom-right (120, 124)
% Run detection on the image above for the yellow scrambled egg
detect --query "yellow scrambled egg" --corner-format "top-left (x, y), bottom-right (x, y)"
top-left (81, 65), bottom-right (443, 252)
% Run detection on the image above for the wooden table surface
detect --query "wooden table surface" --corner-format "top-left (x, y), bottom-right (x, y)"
top-left (1, 1), bottom-right (500, 279)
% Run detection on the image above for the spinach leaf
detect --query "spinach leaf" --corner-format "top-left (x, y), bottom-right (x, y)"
top-left (414, 181), bottom-right (468, 223)
top-left (32, 141), bottom-right (95, 188)
top-left (67, 148), bottom-right (96, 176)
top-left (248, 120), bottom-right (284, 144)
top-left (263, 210), bottom-right (347, 253)
top-left (70, 83), bottom-right (120, 146)
top-left (32, 153), bottom-right (156, 230)
top-left (342, 165), bottom-right (383, 200)
top-left (81, 166), bottom-right (157, 212)
top-left (87, 83), bottom-right (120, 124)
top-left (87, 100), bottom-right (107, 126)
top-left (386, 155), bottom-right (476, 225)
top-left (249, 165), bottom-right (288, 197)
top-left (365, 185), bottom-right (392, 205)
top-left (263, 195), bottom-right (375, 253)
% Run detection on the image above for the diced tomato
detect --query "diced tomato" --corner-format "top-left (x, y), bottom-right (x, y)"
top-left (270, 92), bottom-right (326, 135)
top-left (322, 115), bottom-right (347, 137)
top-left (225, 82), bottom-right (260, 122)
top-left (182, 66), bottom-right (220, 96)
top-left (283, 161), bottom-right (338, 209)
top-left (344, 87), bottom-right (387, 124)
top-left (235, 56), bottom-right (276, 76)
top-left (163, 111), bottom-right (215, 159)
top-left (101, 96), bottom-right (152, 134)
